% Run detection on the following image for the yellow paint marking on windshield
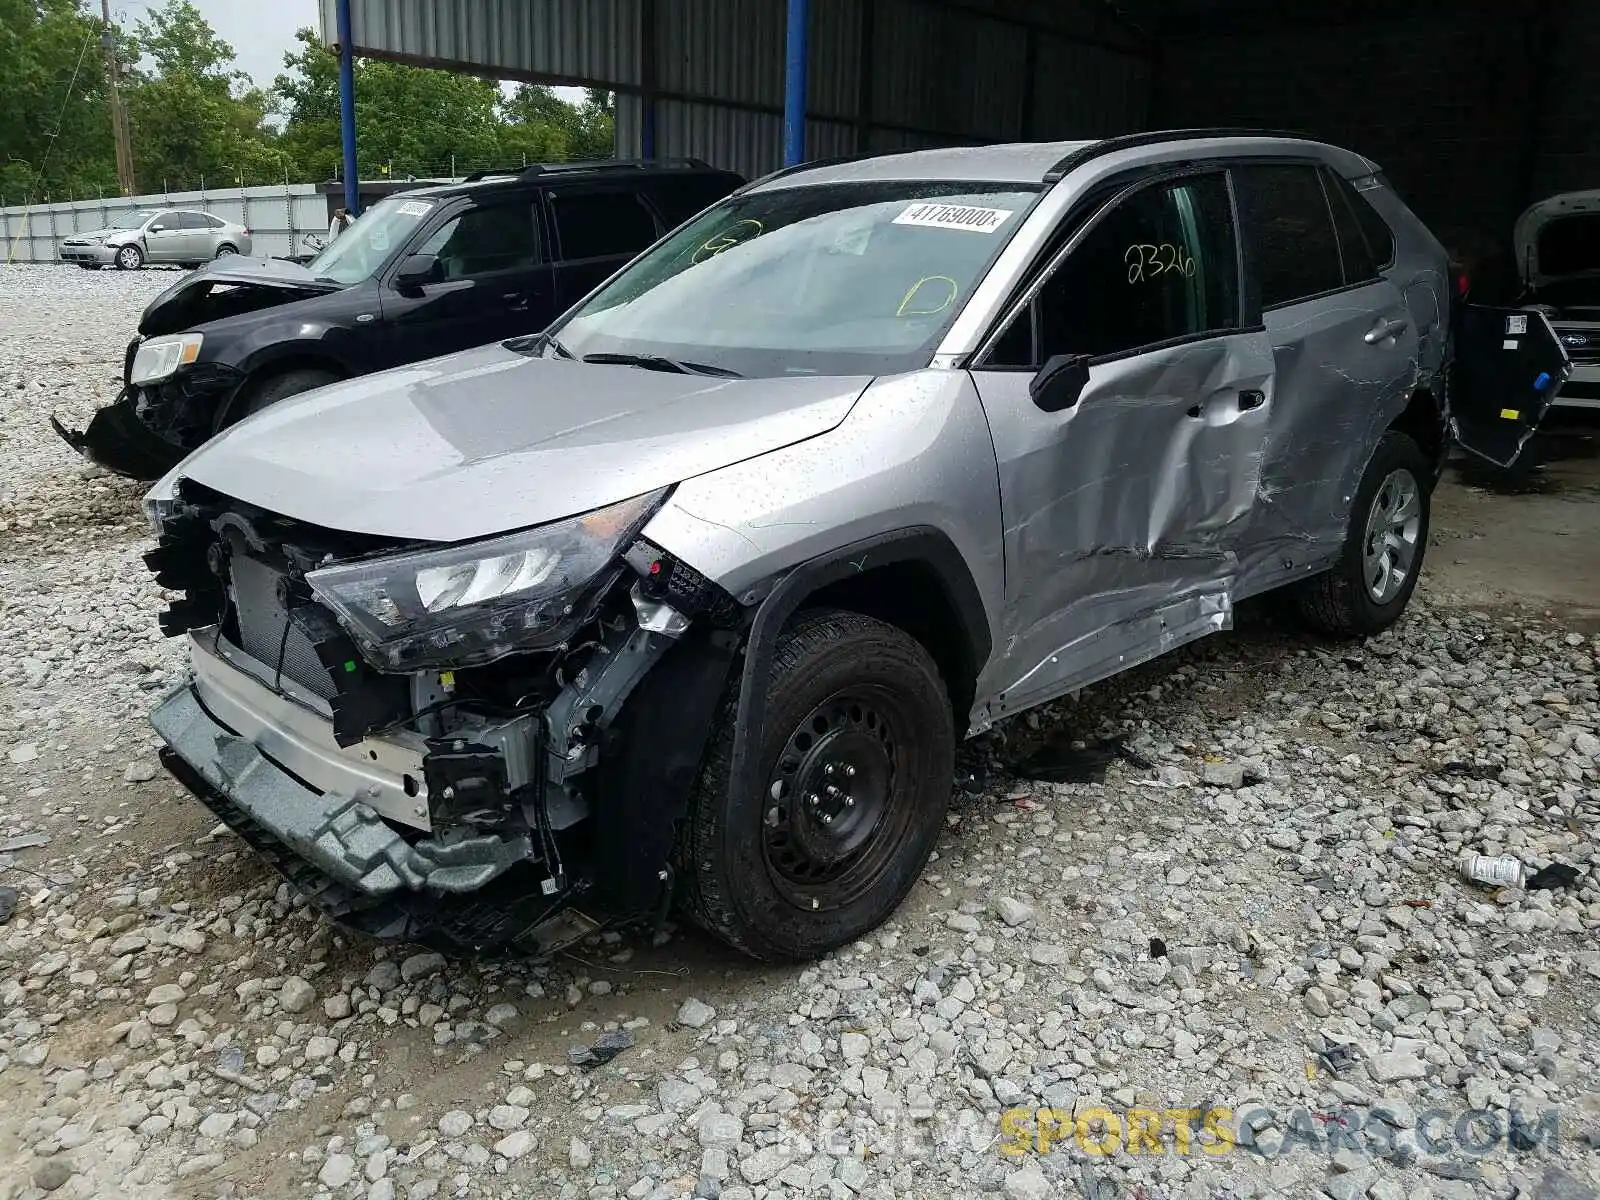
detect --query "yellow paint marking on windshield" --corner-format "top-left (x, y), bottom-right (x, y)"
top-left (692, 219), bottom-right (765, 264)
top-left (897, 275), bottom-right (958, 317)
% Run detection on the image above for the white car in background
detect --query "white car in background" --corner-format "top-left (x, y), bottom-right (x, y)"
top-left (1516, 189), bottom-right (1600, 419)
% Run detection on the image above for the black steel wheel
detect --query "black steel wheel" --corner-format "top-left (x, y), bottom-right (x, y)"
top-left (681, 608), bottom-right (955, 962)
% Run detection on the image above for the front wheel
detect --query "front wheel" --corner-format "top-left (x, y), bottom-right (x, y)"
top-left (115, 244), bottom-right (143, 271)
top-left (1296, 431), bottom-right (1432, 637)
top-left (680, 609), bottom-right (955, 962)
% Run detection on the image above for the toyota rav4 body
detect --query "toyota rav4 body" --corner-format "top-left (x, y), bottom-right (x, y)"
top-left (141, 131), bottom-right (1569, 961)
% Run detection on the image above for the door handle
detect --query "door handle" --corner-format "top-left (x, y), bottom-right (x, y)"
top-left (1363, 317), bottom-right (1408, 345)
top-left (1238, 389), bottom-right (1265, 411)
top-left (502, 291), bottom-right (528, 310)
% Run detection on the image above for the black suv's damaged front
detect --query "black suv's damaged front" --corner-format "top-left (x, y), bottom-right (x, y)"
top-left (144, 480), bottom-right (742, 955)
top-left (53, 260), bottom-right (341, 479)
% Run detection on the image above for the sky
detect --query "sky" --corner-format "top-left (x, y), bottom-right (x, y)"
top-left (110, 0), bottom-right (584, 101)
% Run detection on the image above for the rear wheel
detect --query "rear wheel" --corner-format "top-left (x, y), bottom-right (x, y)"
top-left (680, 609), bottom-right (955, 962)
top-left (216, 367), bottom-right (341, 433)
top-left (214, 243), bottom-right (238, 259)
top-left (115, 244), bottom-right (143, 271)
top-left (1297, 431), bottom-right (1432, 637)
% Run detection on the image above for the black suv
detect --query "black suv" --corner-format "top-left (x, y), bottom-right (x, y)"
top-left (54, 158), bottom-right (744, 480)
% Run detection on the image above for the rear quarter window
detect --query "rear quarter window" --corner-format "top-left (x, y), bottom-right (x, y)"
top-left (1232, 163), bottom-right (1345, 308)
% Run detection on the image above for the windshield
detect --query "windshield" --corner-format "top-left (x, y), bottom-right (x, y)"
top-left (1536, 214), bottom-right (1600, 279)
top-left (551, 181), bottom-right (1041, 377)
top-left (306, 193), bottom-right (440, 285)
top-left (109, 209), bottom-right (160, 229)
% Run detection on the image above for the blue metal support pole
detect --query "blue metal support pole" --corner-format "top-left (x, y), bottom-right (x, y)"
top-left (782, 0), bottom-right (809, 166)
top-left (336, 0), bottom-right (359, 215)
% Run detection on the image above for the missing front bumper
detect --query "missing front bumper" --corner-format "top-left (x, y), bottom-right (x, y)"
top-left (51, 390), bottom-right (186, 480)
top-left (152, 683), bottom-right (534, 898)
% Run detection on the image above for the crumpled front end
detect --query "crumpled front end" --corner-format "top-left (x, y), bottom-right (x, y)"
top-left (53, 345), bottom-right (244, 480)
top-left (144, 479), bottom-right (744, 955)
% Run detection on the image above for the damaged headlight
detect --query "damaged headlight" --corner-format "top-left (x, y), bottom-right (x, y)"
top-left (307, 490), bottom-right (667, 671)
top-left (130, 333), bottom-right (203, 386)
top-left (142, 472), bottom-right (183, 538)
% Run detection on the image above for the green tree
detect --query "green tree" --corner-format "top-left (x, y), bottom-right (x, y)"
top-left (0, 0), bottom-right (117, 202)
top-left (121, 0), bottom-right (282, 190)
top-left (500, 84), bottom-right (615, 163)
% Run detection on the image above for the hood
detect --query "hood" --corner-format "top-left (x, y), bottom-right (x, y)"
top-left (1514, 190), bottom-right (1600, 288)
top-left (139, 256), bottom-right (341, 336)
top-left (177, 343), bottom-right (871, 542)
top-left (64, 227), bottom-right (123, 243)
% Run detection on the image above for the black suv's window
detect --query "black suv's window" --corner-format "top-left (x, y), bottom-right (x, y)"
top-left (550, 190), bottom-right (659, 261)
top-left (417, 202), bottom-right (541, 279)
top-left (647, 178), bottom-right (739, 228)
top-left (1233, 164), bottom-right (1344, 307)
top-left (988, 172), bottom-right (1239, 366)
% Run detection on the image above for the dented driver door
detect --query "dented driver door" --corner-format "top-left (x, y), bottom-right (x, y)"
top-left (969, 170), bottom-right (1274, 720)
top-left (1449, 307), bottom-right (1572, 468)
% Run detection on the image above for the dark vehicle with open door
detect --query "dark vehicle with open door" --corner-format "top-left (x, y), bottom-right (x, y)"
top-left (52, 159), bottom-right (743, 480)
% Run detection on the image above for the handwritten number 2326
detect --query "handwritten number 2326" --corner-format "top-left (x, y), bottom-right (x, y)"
top-left (1125, 243), bottom-right (1195, 283)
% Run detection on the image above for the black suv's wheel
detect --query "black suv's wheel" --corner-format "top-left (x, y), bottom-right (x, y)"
top-left (1297, 431), bottom-right (1432, 637)
top-left (115, 244), bottom-right (144, 270)
top-left (681, 609), bottom-right (955, 961)
top-left (215, 367), bottom-right (341, 432)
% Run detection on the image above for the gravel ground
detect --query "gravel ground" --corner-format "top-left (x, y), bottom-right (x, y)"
top-left (0, 263), bottom-right (1596, 1200)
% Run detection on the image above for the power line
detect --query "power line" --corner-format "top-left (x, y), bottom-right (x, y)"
top-left (5, 26), bottom-right (96, 265)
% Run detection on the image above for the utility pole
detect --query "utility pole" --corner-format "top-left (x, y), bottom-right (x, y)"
top-left (100, 0), bottom-right (136, 196)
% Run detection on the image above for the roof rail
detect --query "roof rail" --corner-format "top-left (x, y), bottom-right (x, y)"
top-left (738, 152), bottom-right (882, 193)
top-left (517, 156), bottom-right (713, 180)
top-left (461, 168), bottom-right (519, 183)
top-left (1043, 127), bottom-right (1314, 182)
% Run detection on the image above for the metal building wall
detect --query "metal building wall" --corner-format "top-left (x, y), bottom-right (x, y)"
top-left (326, 0), bottom-right (1152, 180)
top-left (1, 185), bottom-right (330, 265)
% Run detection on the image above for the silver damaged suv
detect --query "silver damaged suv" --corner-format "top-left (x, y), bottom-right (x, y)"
top-left (143, 131), bottom-right (1570, 960)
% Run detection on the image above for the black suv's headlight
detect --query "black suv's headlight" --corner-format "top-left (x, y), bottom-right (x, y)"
top-left (306, 490), bottom-right (666, 671)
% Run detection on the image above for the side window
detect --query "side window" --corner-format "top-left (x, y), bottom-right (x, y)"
top-left (1338, 174), bottom-right (1396, 270)
top-left (149, 211), bottom-right (178, 230)
top-left (986, 173), bottom-right (1239, 366)
top-left (1322, 169), bottom-right (1381, 284)
top-left (205, 214), bottom-right (226, 230)
top-left (1232, 164), bottom-right (1344, 307)
top-left (177, 212), bottom-right (209, 230)
top-left (646, 178), bottom-right (737, 229)
top-left (550, 190), bottom-right (660, 261)
top-left (416, 203), bottom-right (541, 280)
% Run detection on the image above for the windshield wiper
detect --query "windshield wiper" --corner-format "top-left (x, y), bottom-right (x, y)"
top-left (581, 351), bottom-right (741, 378)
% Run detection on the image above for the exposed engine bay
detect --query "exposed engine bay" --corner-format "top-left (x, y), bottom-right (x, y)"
top-left (145, 480), bottom-right (743, 955)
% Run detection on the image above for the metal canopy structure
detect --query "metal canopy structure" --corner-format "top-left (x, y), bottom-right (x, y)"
top-left (319, 0), bottom-right (1153, 201)
top-left (320, 0), bottom-right (1598, 242)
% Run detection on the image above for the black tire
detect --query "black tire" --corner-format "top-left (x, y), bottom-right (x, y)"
top-left (216, 367), bottom-right (341, 433)
top-left (1296, 431), bottom-right (1432, 637)
top-left (680, 608), bottom-right (955, 962)
top-left (214, 243), bottom-right (238, 259)
top-left (114, 244), bottom-right (144, 271)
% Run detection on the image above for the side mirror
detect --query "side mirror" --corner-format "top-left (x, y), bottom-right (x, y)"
top-left (395, 252), bottom-right (442, 291)
top-left (148, 224), bottom-right (167, 232)
top-left (1029, 353), bottom-right (1091, 413)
